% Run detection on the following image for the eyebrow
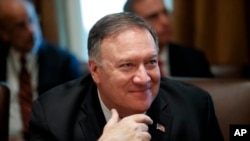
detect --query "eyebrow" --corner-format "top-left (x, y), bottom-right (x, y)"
top-left (117, 53), bottom-right (158, 63)
top-left (145, 8), bottom-right (169, 20)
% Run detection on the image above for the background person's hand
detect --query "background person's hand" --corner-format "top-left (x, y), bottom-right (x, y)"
top-left (98, 109), bottom-right (153, 141)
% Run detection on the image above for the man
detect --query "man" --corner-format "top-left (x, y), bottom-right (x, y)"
top-left (30, 12), bottom-right (223, 141)
top-left (124, 0), bottom-right (213, 77)
top-left (0, 0), bottom-right (83, 140)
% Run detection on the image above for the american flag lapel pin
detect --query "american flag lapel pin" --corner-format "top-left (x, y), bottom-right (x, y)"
top-left (156, 123), bottom-right (166, 132)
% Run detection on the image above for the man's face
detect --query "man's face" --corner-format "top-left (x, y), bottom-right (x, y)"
top-left (89, 28), bottom-right (160, 117)
top-left (1, 2), bottom-right (42, 53)
top-left (133, 0), bottom-right (172, 48)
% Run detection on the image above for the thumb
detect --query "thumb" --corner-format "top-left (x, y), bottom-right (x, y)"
top-left (105, 109), bottom-right (120, 127)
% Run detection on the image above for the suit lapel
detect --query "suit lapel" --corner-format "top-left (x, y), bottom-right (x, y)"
top-left (147, 88), bottom-right (173, 141)
top-left (79, 83), bottom-right (106, 140)
top-left (169, 43), bottom-right (181, 76)
top-left (79, 115), bottom-right (104, 140)
top-left (0, 44), bottom-right (9, 81)
top-left (168, 43), bottom-right (188, 76)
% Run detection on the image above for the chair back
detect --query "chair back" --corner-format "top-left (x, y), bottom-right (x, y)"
top-left (179, 78), bottom-right (250, 141)
top-left (0, 82), bottom-right (10, 141)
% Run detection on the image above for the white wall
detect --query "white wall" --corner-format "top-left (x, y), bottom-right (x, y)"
top-left (55, 0), bottom-right (87, 62)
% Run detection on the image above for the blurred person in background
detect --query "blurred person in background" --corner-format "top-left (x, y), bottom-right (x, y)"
top-left (0, 0), bottom-right (84, 140)
top-left (124, 0), bottom-right (213, 77)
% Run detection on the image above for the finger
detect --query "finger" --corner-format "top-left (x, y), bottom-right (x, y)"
top-left (139, 131), bottom-right (151, 141)
top-left (131, 114), bottom-right (153, 125)
top-left (137, 123), bottom-right (149, 132)
top-left (105, 109), bottom-right (120, 127)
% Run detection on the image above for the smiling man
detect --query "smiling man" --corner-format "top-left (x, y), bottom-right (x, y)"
top-left (90, 26), bottom-right (160, 118)
top-left (30, 12), bottom-right (223, 141)
top-left (0, 0), bottom-right (83, 140)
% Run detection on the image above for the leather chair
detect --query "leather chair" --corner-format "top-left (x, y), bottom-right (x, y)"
top-left (174, 78), bottom-right (250, 141)
top-left (0, 82), bottom-right (10, 141)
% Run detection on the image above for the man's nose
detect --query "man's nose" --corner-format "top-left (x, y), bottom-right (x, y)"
top-left (133, 65), bottom-right (151, 85)
top-left (27, 24), bottom-right (35, 34)
top-left (158, 13), bottom-right (170, 25)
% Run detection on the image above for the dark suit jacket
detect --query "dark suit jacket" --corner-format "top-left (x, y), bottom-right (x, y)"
top-left (30, 74), bottom-right (223, 141)
top-left (0, 40), bottom-right (83, 94)
top-left (168, 43), bottom-right (213, 78)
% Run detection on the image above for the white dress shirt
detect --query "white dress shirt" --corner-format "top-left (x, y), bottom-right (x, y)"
top-left (159, 46), bottom-right (170, 76)
top-left (98, 90), bottom-right (112, 122)
top-left (7, 47), bottom-right (39, 137)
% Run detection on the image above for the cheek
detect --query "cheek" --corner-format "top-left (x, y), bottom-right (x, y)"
top-left (102, 75), bottom-right (130, 104)
top-left (109, 74), bottom-right (129, 88)
top-left (99, 69), bottom-right (128, 88)
top-left (10, 35), bottom-right (26, 45)
top-left (149, 71), bottom-right (161, 92)
top-left (106, 75), bottom-right (132, 102)
top-left (150, 21), bottom-right (160, 31)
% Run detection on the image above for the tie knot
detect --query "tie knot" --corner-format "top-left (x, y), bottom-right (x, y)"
top-left (20, 56), bottom-right (27, 66)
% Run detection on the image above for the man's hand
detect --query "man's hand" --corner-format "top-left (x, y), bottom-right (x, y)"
top-left (98, 109), bottom-right (153, 141)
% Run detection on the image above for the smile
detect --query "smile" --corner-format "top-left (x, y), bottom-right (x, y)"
top-left (129, 88), bottom-right (151, 93)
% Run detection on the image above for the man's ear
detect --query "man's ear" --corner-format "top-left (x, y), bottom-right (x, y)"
top-left (88, 59), bottom-right (101, 84)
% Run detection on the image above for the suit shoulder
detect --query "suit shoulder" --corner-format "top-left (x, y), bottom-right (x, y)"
top-left (159, 76), bottom-right (211, 99)
top-left (169, 43), bottom-right (204, 54)
top-left (157, 77), bottom-right (214, 118)
top-left (37, 74), bottom-right (94, 106)
top-left (39, 40), bottom-right (76, 58)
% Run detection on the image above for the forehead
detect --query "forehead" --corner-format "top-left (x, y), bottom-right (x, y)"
top-left (0, 1), bottom-right (31, 24)
top-left (100, 28), bottom-right (158, 58)
top-left (133, 0), bottom-right (166, 17)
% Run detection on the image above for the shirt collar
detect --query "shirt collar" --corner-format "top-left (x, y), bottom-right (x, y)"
top-left (10, 46), bottom-right (38, 72)
top-left (97, 89), bottom-right (147, 121)
top-left (97, 89), bottom-right (112, 122)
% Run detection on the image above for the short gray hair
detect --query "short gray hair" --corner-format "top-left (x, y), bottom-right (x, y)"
top-left (88, 12), bottom-right (158, 62)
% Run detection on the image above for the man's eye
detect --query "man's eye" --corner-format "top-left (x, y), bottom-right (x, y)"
top-left (146, 13), bottom-right (158, 20)
top-left (148, 60), bottom-right (157, 65)
top-left (120, 63), bottom-right (133, 67)
top-left (163, 9), bottom-right (169, 16)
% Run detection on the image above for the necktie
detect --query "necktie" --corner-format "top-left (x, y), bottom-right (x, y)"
top-left (18, 56), bottom-right (32, 134)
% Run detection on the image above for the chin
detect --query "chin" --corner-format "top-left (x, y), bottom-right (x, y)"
top-left (134, 103), bottom-right (152, 113)
top-left (119, 106), bottom-right (150, 117)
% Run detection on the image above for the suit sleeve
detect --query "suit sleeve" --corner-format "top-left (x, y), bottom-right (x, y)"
top-left (30, 100), bottom-right (54, 141)
top-left (206, 95), bottom-right (224, 141)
